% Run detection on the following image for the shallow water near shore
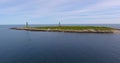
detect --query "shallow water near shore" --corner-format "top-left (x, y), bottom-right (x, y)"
top-left (0, 24), bottom-right (120, 63)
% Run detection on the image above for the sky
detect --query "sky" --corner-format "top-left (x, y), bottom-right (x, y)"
top-left (0, 0), bottom-right (120, 24)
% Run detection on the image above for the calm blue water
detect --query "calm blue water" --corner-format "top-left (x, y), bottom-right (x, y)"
top-left (0, 24), bottom-right (120, 63)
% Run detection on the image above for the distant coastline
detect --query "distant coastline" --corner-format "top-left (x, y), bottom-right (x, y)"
top-left (10, 26), bottom-right (120, 33)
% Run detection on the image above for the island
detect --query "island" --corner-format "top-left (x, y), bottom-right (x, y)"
top-left (10, 26), bottom-right (120, 33)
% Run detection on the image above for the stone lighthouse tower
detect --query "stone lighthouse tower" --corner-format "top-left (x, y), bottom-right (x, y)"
top-left (58, 21), bottom-right (61, 27)
top-left (25, 22), bottom-right (29, 28)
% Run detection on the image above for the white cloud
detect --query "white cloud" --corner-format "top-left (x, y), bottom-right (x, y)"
top-left (60, 0), bottom-right (120, 15)
top-left (0, 0), bottom-right (13, 3)
top-left (0, 0), bottom-right (120, 24)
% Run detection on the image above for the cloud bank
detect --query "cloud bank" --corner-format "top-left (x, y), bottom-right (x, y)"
top-left (0, 0), bottom-right (120, 24)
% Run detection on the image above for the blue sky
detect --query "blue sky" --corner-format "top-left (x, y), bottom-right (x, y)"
top-left (0, 0), bottom-right (120, 24)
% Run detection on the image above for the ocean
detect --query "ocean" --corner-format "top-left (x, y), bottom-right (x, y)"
top-left (0, 24), bottom-right (120, 63)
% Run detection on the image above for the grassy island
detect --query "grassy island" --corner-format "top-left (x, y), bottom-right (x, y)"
top-left (10, 26), bottom-right (120, 33)
top-left (34, 26), bottom-right (113, 30)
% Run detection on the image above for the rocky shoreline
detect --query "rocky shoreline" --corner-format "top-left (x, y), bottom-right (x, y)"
top-left (10, 27), bottom-right (120, 33)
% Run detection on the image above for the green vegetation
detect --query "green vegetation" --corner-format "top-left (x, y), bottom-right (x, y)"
top-left (32, 26), bottom-right (113, 31)
top-left (11, 26), bottom-right (117, 33)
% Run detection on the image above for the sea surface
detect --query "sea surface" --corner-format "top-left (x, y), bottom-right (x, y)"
top-left (0, 24), bottom-right (120, 63)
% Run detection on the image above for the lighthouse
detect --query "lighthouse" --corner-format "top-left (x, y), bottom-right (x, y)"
top-left (25, 22), bottom-right (29, 28)
top-left (58, 21), bottom-right (61, 27)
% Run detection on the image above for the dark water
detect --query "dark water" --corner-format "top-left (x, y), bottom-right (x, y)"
top-left (0, 24), bottom-right (120, 63)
